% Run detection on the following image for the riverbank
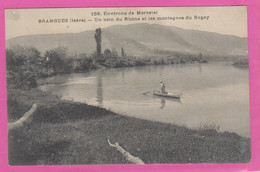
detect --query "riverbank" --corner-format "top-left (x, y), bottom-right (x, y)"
top-left (6, 44), bottom-right (210, 90)
top-left (7, 88), bottom-right (251, 165)
top-left (233, 59), bottom-right (249, 69)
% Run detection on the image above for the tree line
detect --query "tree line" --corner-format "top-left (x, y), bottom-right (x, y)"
top-left (6, 27), bottom-right (206, 89)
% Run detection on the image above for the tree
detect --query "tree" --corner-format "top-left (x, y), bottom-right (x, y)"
top-left (44, 46), bottom-right (68, 73)
top-left (121, 47), bottom-right (125, 57)
top-left (6, 45), bottom-right (41, 66)
top-left (5, 45), bottom-right (41, 88)
top-left (104, 49), bottom-right (112, 58)
top-left (95, 28), bottom-right (102, 58)
top-left (78, 53), bottom-right (87, 59)
top-left (111, 48), bottom-right (118, 59)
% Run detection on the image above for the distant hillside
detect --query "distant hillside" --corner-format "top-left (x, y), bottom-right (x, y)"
top-left (6, 23), bottom-right (248, 57)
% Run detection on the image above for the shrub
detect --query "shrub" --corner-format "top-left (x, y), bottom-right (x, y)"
top-left (6, 45), bottom-right (42, 71)
top-left (6, 71), bottom-right (37, 89)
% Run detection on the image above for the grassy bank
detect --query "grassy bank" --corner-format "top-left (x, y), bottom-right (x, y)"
top-left (7, 88), bottom-right (251, 165)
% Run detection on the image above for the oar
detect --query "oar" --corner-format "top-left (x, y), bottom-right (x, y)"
top-left (142, 91), bottom-right (151, 95)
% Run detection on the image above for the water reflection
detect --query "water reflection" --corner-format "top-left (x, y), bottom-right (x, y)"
top-left (198, 63), bottom-right (202, 73)
top-left (160, 99), bottom-right (165, 109)
top-left (96, 75), bottom-right (103, 107)
top-left (121, 69), bottom-right (125, 83)
top-left (155, 96), bottom-right (182, 109)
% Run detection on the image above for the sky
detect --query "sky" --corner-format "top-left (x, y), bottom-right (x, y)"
top-left (5, 6), bottom-right (248, 39)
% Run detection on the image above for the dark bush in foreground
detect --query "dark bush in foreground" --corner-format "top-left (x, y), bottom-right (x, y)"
top-left (6, 71), bottom-right (37, 89)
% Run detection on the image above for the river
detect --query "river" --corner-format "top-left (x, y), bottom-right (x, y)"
top-left (38, 62), bottom-right (250, 137)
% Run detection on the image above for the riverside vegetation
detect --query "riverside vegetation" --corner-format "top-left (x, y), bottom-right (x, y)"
top-left (6, 44), bottom-right (208, 89)
top-left (6, 44), bottom-right (251, 165)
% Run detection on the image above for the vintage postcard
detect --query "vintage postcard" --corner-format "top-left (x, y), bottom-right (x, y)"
top-left (4, 6), bottom-right (252, 166)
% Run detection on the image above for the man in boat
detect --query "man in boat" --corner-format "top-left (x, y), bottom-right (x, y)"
top-left (160, 81), bottom-right (166, 94)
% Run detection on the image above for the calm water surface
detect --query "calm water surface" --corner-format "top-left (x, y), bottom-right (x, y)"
top-left (39, 62), bottom-right (250, 137)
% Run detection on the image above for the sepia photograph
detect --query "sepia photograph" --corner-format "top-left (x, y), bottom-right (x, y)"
top-left (5, 6), bottom-right (251, 165)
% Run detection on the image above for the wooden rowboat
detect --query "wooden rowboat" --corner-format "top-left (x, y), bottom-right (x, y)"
top-left (153, 90), bottom-right (181, 99)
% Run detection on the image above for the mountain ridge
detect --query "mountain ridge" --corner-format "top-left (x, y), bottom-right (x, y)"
top-left (6, 23), bottom-right (248, 57)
